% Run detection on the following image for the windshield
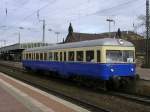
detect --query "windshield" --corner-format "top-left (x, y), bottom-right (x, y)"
top-left (106, 50), bottom-right (134, 63)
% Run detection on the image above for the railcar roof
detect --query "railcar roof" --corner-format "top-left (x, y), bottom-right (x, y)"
top-left (25, 38), bottom-right (134, 52)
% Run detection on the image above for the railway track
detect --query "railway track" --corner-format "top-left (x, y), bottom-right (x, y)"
top-left (0, 62), bottom-right (111, 112)
top-left (0, 62), bottom-right (149, 112)
top-left (109, 91), bottom-right (150, 106)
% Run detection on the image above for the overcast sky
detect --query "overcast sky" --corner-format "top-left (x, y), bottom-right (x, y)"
top-left (0, 0), bottom-right (145, 46)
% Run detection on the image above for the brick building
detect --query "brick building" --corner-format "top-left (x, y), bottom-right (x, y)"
top-left (64, 23), bottom-right (150, 66)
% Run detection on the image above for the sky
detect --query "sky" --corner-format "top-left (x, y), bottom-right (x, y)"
top-left (0, 0), bottom-right (146, 46)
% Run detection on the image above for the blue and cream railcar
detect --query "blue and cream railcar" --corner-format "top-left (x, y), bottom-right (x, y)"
top-left (22, 38), bottom-right (136, 87)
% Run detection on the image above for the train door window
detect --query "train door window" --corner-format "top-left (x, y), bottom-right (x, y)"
top-left (86, 50), bottom-right (94, 62)
top-left (49, 52), bottom-right (53, 61)
top-left (54, 52), bottom-right (58, 61)
top-left (60, 52), bottom-right (62, 61)
top-left (97, 50), bottom-right (101, 62)
top-left (64, 52), bottom-right (66, 61)
top-left (34, 53), bottom-right (36, 60)
top-left (76, 51), bottom-right (83, 61)
top-left (40, 53), bottom-right (43, 60)
top-left (44, 53), bottom-right (47, 60)
top-left (36, 53), bottom-right (39, 60)
top-left (68, 51), bottom-right (74, 61)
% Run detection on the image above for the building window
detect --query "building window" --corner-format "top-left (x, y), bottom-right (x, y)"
top-left (76, 51), bottom-right (83, 61)
top-left (97, 50), bottom-right (101, 62)
top-left (60, 52), bottom-right (62, 61)
top-left (54, 52), bottom-right (58, 61)
top-left (64, 52), bottom-right (66, 61)
top-left (68, 51), bottom-right (74, 61)
top-left (49, 52), bottom-right (53, 60)
top-left (86, 50), bottom-right (94, 62)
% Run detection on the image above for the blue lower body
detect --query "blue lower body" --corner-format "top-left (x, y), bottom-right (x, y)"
top-left (22, 60), bottom-right (136, 80)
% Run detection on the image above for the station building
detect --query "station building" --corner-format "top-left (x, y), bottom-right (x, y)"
top-left (0, 42), bottom-right (49, 61)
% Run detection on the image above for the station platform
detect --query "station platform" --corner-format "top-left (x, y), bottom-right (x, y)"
top-left (136, 67), bottom-right (150, 80)
top-left (0, 60), bottom-right (23, 69)
top-left (0, 72), bottom-right (90, 112)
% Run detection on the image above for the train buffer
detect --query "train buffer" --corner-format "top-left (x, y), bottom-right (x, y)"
top-left (0, 72), bottom-right (90, 112)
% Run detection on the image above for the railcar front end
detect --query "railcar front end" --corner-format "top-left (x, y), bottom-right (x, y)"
top-left (102, 46), bottom-right (136, 89)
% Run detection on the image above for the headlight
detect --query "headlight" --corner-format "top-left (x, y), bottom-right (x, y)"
top-left (111, 68), bottom-right (114, 72)
top-left (131, 68), bottom-right (134, 72)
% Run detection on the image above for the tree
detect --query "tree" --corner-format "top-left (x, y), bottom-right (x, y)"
top-left (136, 15), bottom-right (146, 37)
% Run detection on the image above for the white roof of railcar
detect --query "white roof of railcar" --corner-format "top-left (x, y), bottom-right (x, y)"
top-left (25, 38), bottom-right (134, 52)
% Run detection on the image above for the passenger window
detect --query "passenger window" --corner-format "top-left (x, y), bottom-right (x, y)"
top-left (28, 53), bottom-right (29, 59)
top-left (36, 53), bottom-right (39, 60)
top-left (29, 53), bottom-right (31, 60)
top-left (34, 53), bottom-right (36, 60)
top-left (49, 52), bottom-right (53, 60)
top-left (86, 50), bottom-right (94, 62)
top-left (64, 52), bottom-right (66, 61)
top-left (54, 52), bottom-right (58, 61)
top-left (25, 54), bottom-right (26, 60)
top-left (40, 53), bottom-right (43, 60)
top-left (31, 53), bottom-right (33, 60)
top-left (26, 53), bottom-right (28, 60)
top-left (31, 53), bottom-right (34, 60)
top-left (60, 52), bottom-right (62, 61)
top-left (44, 53), bottom-right (47, 60)
top-left (97, 50), bottom-right (101, 62)
top-left (68, 51), bottom-right (74, 61)
top-left (76, 51), bottom-right (83, 61)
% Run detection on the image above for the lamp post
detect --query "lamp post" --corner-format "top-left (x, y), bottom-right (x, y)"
top-left (39, 20), bottom-right (46, 43)
top-left (48, 28), bottom-right (60, 43)
top-left (106, 18), bottom-right (115, 38)
top-left (55, 32), bottom-right (60, 43)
